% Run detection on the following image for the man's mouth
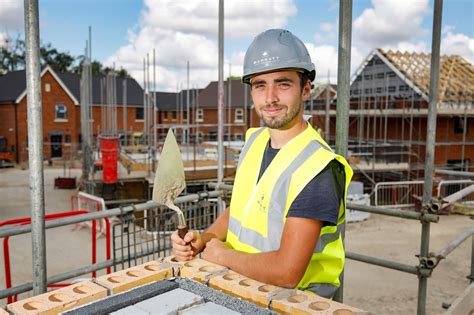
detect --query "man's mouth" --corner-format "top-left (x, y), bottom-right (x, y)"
top-left (263, 106), bottom-right (284, 116)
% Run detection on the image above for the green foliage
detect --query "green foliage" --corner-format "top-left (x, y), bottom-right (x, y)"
top-left (0, 35), bottom-right (130, 78)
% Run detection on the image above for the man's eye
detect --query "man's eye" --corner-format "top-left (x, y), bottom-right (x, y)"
top-left (278, 82), bottom-right (291, 88)
top-left (253, 84), bottom-right (265, 89)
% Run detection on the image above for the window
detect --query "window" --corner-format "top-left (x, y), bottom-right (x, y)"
top-left (235, 108), bottom-right (244, 122)
top-left (375, 59), bottom-right (384, 64)
top-left (355, 76), bottom-right (362, 82)
top-left (388, 86), bottom-right (396, 92)
top-left (387, 71), bottom-right (396, 77)
top-left (45, 83), bottom-right (51, 92)
top-left (65, 135), bottom-right (71, 143)
top-left (234, 133), bottom-right (244, 141)
top-left (364, 74), bottom-right (373, 80)
top-left (377, 73), bottom-right (385, 79)
top-left (376, 87), bottom-right (383, 93)
top-left (183, 110), bottom-right (188, 120)
top-left (367, 60), bottom-right (374, 66)
top-left (196, 109), bottom-right (204, 122)
top-left (364, 88), bottom-right (372, 94)
top-left (454, 116), bottom-right (468, 134)
top-left (353, 89), bottom-right (360, 95)
top-left (171, 111), bottom-right (177, 120)
top-left (135, 108), bottom-right (144, 120)
top-left (55, 104), bottom-right (68, 120)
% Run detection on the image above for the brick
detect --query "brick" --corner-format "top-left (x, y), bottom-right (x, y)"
top-left (162, 255), bottom-right (188, 276)
top-left (219, 275), bottom-right (293, 308)
top-left (181, 301), bottom-right (240, 314)
top-left (208, 270), bottom-right (247, 295)
top-left (6, 280), bottom-right (107, 315)
top-left (133, 288), bottom-right (203, 313)
top-left (178, 258), bottom-right (228, 284)
top-left (95, 260), bottom-right (173, 294)
top-left (271, 290), bottom-right (368, 315)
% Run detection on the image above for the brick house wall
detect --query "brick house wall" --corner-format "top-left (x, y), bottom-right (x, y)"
top-left (0, 103), bottom-right (18, 160)
top-left (16, 71), bottom-right (79, 162)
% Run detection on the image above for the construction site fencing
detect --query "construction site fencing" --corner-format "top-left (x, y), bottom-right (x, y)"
top-left (111, 197), bottom-right (218, 272)
top-left (0, 190), bottom-right (221, 302)
top-left (374, 179), bottom-right (474, 208)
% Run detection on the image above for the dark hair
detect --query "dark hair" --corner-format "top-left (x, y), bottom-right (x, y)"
top-left (298, 72), bottom-right (311, 91)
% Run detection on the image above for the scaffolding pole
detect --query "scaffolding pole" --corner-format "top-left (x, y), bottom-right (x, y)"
top-left (419, 0), bottom-right (443, 314)
top-left (24, 0), bottom-right (47, 295)
top-left (334, 0), bottom-right (352, 303)
top-left (217, 0), bottom-right (225, 214)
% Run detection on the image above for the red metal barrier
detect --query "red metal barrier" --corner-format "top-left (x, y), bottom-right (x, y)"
top-left (1, 211), bottom-right (111, 304)
top-left (99, 136), bottom-right (120, 184)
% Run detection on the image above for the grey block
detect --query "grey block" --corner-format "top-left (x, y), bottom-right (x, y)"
top-left (111, 304), bottom-right (149, 315)
top-left (134, 288), bottom-right (204, 314)
top-left (181, 302), bottom-right (240, 315)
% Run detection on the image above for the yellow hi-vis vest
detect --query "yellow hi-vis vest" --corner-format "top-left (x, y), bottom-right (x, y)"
top-left (226, 123), bottom-right (353, 298)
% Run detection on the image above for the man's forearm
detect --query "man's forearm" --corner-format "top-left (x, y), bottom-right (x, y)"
top-left (201, 207), bottom-right (230, 244)
top-left (217, 248), bottom-right (302, 288)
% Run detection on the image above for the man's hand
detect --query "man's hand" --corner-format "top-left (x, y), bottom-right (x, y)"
top-left (201, 238), bottom-right (229, 265)
top-left (171, 230), bottom-right (205, 261)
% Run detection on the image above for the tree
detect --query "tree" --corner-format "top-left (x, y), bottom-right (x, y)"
top-left (0, 35), bottom-right (130, 78)
top-left (0, 35), bottom-right (25, 74)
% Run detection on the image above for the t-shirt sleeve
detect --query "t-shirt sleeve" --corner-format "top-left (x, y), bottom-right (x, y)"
top-left (286, 160), bottom-right (345, 226)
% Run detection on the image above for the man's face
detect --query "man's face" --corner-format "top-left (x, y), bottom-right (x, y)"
top-left (250, 70), bottom-right (310, 130)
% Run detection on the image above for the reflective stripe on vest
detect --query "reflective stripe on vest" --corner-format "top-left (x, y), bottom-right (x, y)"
top-left (229, 139), bottom-right (345, 254)
top-left (237, 127), bottom-right (265, 169)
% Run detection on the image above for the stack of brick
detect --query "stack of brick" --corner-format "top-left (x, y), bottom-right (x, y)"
top-left (4, 256), bottom-right (367, 314)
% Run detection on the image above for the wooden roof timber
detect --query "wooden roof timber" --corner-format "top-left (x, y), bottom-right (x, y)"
top-left (380, 49), bottom-right (474, 104)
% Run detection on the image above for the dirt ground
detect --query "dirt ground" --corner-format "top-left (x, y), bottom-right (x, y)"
top-left (0, 165), bottom-right (473, 314)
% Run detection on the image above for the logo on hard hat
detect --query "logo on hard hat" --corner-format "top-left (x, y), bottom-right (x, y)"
top-left (253, 56), bottom-right (280, 65)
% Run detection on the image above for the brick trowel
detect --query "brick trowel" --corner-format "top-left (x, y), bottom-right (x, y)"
top-left (152, 129), bottom-right (188, 239)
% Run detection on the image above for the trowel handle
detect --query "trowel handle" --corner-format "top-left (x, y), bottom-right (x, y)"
top-left (178, 225), bottom-right (189, 240)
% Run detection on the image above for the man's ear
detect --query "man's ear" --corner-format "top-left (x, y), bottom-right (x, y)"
top-left (302, 81), bottom-right (312, 100)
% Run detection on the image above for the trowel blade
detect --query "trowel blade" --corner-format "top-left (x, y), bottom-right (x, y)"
top-left (152, 129), bottom-right (186, 205)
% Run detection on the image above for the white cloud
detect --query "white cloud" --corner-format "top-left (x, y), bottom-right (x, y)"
top-left (107, 0), bottom-right (297, 91)
top-left (0, 1), bottom-right (23, 47)
top-left (441, 31), bottom-right (474, 63)
top-left (353, 0), bottom-right (430, 49)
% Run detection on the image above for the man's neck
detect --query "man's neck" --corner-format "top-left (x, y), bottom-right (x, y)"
top-left (268, 119), bottom-right (307, 149)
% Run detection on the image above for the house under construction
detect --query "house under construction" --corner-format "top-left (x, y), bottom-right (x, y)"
top-left (310, 49), bottom-right (474, 187)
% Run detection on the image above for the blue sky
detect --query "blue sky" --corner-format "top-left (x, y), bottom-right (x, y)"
top-left (1, 0), bottom-right (473, 91)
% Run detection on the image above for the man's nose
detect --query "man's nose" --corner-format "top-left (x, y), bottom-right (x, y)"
top-left (265, 85), bottom-right (279, 105)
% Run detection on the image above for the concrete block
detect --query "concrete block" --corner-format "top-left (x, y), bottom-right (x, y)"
top-left (6, 280), bottom-right (107, 315)
top-left (95, 260), bottom-right (173, 294)
top-left (181, 301), bottom-right (240, 314)
top-left (110, 304), bottom-right (149, 315)
top-left (133, 288), bottom-right (203, 313)
top-left (271, 290), bottom-right (368, 315)
top-left (179, 258), bottom-right (228, 284)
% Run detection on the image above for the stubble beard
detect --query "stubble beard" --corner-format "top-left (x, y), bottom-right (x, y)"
top-left (260, 103), bottom-right (302, 129)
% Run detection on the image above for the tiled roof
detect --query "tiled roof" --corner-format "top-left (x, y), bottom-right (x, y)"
top-left (0, 68), bottom-right (144, 106)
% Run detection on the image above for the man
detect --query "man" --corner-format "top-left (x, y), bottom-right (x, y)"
top-left (171, 29), bottom-right (353, 299)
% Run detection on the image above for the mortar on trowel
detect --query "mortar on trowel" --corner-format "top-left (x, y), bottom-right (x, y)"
top-left (152, 129), bottom-right (188, 240)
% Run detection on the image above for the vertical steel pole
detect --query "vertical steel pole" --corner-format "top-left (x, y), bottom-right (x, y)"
top-left (24, 0), bottom-right (47, 295)
top-left (325, 70), bottom-right (331, 142)
top-left (335, 0), bottom-right (352, 158)
top-left (419, 1), bottom-right (443, 314)
top-left (334, 0), bottom-right (352, 303)
top-left (217, 0), bottom-right (225, 213)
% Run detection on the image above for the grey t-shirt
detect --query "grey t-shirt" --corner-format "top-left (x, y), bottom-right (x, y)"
top-left (257, 142), bottom-right (344, 226)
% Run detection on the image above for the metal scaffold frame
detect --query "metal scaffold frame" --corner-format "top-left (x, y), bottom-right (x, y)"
top-left (8, 0), bottom-right (473, 314)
